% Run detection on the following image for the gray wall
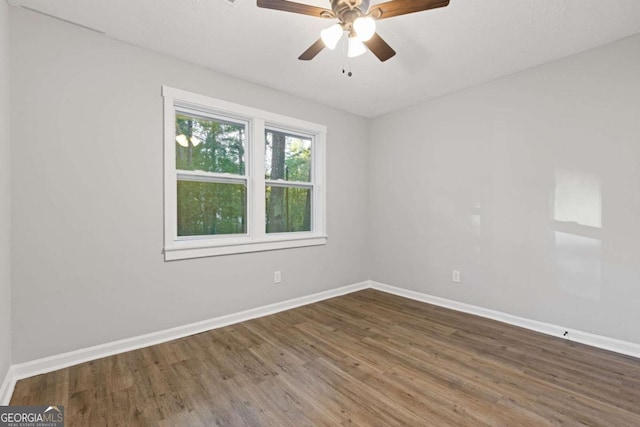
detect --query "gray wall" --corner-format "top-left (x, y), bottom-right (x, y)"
top-left (10, 9), bottom-right (369, 363)
top-left (9, 7), bottom-right (640, 365)
top-left (0, 0), bottom-right (12, 381)
top-left (369, 34), bottom-right (640, 344)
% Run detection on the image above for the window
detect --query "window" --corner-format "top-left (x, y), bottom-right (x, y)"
top-left (163, 87), bottom-right (326, 260)
top-left (265, 128), bottom-right (313, 233)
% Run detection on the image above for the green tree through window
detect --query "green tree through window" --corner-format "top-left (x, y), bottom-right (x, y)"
top-left (265, 129), bottom-right (312, 233)
top-left (175, 113), bottom-right (247, 236)
top-left (163, 85), bottom-right (327, 260)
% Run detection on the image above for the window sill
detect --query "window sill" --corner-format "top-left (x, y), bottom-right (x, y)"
top-left (164, 234), bottom-right (328, 261)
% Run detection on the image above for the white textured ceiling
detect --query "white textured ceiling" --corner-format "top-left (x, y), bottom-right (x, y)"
top-left (9, 0), bottom-right (640, 117)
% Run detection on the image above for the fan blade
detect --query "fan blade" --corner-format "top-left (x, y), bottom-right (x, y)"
top-left (257, 0), bottom-right (334, 18)
top-left (299, 39), bottom-right (326, 60)
top-left (363, 33), bottom-right (396, 62)
top-left (370, 0), bottom-right (449, 20)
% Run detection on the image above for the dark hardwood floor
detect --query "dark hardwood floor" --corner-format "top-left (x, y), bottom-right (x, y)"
top-left (11, 289), bottom-right (640, 426)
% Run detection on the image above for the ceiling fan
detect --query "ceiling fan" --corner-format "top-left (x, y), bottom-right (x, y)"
top-left (257, 0), bottom-right (450, 62)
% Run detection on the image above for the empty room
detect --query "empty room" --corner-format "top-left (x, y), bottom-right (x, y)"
top-left (1, 0), bottom-right (640, 425)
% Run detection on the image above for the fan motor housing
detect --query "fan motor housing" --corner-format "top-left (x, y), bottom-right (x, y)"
top-left (330, 0), bottom-right (370, 22)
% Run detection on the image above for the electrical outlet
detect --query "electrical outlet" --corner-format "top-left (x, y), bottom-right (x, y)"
top-left (452, 270), bottom-right (461, 283)
top-left (274, 271), bottom-right (281, 284)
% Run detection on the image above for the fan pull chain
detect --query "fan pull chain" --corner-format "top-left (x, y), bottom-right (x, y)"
top-left (340, 36), bottom-right (353, 77)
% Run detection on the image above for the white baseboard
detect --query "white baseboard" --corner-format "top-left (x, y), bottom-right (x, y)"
top-left (9, 281), bottom-right (370, 386)
top-left (1, 366), bottom-right (16, 406)
top-left (369, 281), bottom-right (640, 359)
top-left (4, 279), bottom-right (639, 404)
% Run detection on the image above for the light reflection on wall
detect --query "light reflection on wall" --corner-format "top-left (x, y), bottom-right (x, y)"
top-left (471, 203), bottom-right (482, 236)
top-left (554, 169), bottom-right (602, 228)
top-left (553, 168), bottom-right (602, 302)
top-left (470, 202), bottom-right (483, 256)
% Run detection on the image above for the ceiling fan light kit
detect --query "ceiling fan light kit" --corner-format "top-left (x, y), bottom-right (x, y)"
top-left (257, 0), bottom-right (450, 62)
top-left (175, 134), bottom-right (202, 148)
top-left (352, 16), bottom-right (376, 41)
top-left (320, 23), bottom-right (343, 49)
top-left (347, 36), bottom-right (367, 57)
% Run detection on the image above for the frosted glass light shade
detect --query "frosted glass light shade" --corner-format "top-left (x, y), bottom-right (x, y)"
top-left (348, 36), bottom-right (367, 58)
top-left (353, 16), bottom-right (376, 41)
top-left (175, 134), bottom-right (189, 147)
top-left (190, 136), bottom-right (201, 147)
top-left (321, 24), bottom-right (343, 50)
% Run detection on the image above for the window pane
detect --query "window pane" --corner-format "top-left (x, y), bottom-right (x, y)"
top-left (265, 129), bottom-right (311, 182)
top-left (266, 186), bottom-right (312, 233)
top-left (177, 181), bottom-right (246, 236)
top-left (176, 112), bottom-right (246, 175)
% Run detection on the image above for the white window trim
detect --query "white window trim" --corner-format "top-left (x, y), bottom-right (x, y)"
top-left (162, 86), bottom-right (327, 261)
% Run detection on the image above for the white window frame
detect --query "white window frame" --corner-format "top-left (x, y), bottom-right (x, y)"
top-left (162, 86), bottom-right (327, 261)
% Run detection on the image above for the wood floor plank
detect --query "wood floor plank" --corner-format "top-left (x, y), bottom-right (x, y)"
top-left (10, 289), bottom-right (640, 426)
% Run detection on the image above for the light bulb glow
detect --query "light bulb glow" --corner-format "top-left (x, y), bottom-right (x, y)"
top-left (190, 136), bottom-right (201, 147)
top-left (353, 16), bottom-right (376, 41)
top-left (175, 134), bottom-right (189, 147)
top-left (348, 36), bottom-right (367, 58)
top-left (321, 24), bottom-right (343, 50)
